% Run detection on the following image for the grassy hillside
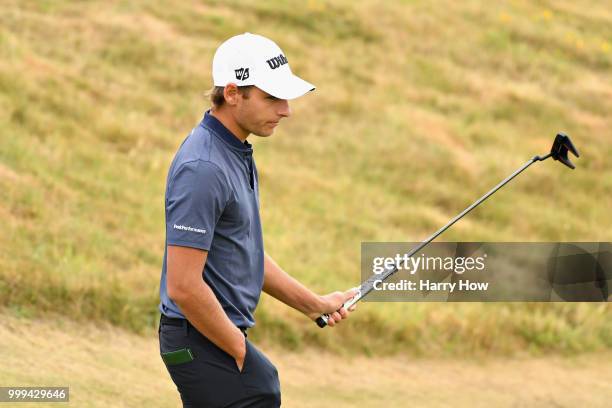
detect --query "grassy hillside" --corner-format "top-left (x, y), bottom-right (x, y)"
top-left (1, 0), bottom-right (611, 355)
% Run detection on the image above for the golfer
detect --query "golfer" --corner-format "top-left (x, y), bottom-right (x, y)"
top-left (158, 32), bottom-right (356, 407)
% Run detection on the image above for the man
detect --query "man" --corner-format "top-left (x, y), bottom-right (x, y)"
top-left (158, 32), bottom-right (356, 408)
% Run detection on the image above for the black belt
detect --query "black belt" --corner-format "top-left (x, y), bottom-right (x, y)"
top-left (160, 314), bottom-right (247, 335)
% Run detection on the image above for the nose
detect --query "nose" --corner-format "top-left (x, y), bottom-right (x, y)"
top-left (278, 100), bottom-right (291, 118)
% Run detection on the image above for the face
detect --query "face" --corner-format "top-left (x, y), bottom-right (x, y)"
top-left (232, 86), bottom-right (291, 137)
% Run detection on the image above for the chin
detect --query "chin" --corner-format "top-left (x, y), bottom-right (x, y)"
top-left (254, 129), bottom-right (274, 137)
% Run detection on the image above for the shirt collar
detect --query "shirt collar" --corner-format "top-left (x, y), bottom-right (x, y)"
top-left (201, 110), bottom-right (253, 153)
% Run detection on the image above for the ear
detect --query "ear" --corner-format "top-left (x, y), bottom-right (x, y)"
top-left (223, 83), bottom-right (240, 106)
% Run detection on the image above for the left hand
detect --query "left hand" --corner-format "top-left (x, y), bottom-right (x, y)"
top-left (309, 288), bottom-right (358, 327)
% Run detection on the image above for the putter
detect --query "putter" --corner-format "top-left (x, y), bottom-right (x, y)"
top-left (316, 133), bottom-right (580, 328)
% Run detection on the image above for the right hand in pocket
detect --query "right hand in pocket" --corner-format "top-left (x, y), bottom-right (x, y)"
top-left (234, 338), bottom-right (246, 372)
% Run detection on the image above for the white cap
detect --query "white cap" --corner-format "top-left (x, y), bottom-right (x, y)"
top-left (212, 32), bottom-right (315, 100)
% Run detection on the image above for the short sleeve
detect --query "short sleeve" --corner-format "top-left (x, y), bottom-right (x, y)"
top-left (166, 160), bottom-right (230, 250)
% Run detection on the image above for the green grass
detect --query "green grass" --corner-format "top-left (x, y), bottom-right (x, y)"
top-left (0, 0), bottom-right (610, 355)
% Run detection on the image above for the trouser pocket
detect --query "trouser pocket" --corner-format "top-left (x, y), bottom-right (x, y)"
top-left (159, 325), bottom-right (244, 407)
top-left (161, 347), bottom-right (195, 366)
top-left (238, 341), bottom-right (281, 406)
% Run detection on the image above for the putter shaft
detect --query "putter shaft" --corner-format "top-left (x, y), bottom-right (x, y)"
top-left (316, 148), bottom-right (565, 328)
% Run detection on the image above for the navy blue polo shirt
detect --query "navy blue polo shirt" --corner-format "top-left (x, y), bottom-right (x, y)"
top-left (158, 110), bottom-right (264, 328)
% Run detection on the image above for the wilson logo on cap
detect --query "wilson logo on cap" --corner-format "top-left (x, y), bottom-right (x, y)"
top-left (235, 67), bottom-right (250, 81)
top-left (266, 54), bottom-right (288, 70)
top-left (213, 33), bottom-right (315, 99)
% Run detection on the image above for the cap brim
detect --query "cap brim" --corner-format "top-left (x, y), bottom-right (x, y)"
top-left (256, 73), bottom-right (315, 100)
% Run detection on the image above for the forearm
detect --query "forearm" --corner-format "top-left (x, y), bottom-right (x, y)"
top-left (171, 279), bottom-right (245, 359)
top-left (262, 253), bottom-right (323, 316)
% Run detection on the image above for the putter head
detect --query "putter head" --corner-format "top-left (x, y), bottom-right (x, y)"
top-left (550, 133), bottom-right (579, 169)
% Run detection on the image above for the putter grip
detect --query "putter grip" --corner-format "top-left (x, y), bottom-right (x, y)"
top-left (315, 315), bottom-right (329, 328)
top-left (314, 289), bottom-right (361, 328)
